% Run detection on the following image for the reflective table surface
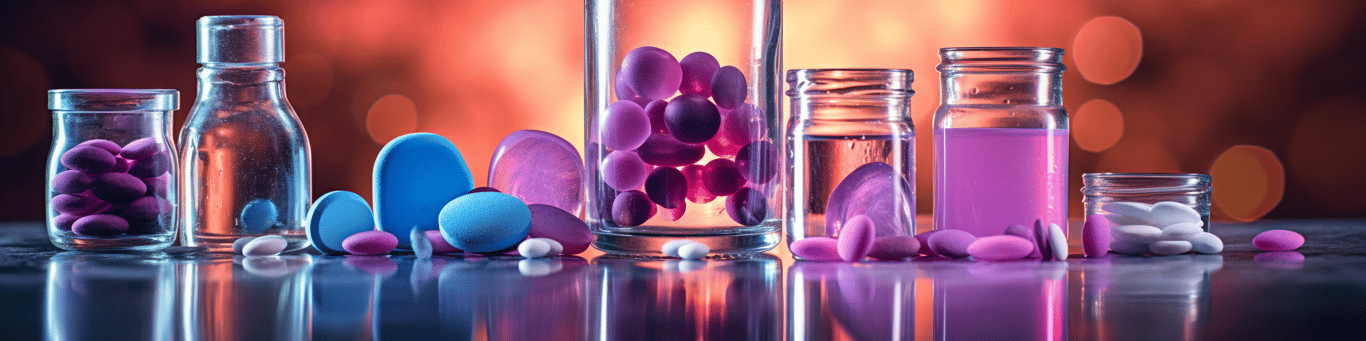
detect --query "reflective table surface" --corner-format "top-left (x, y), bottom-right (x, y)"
top-left (2, 219), bottom-right (1364, 340)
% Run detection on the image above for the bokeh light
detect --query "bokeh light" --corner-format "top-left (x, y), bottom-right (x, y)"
top-left (1071, 16), bottom-right (1142, 85)
top-left (1210, 145), bottom-right (1285, 222)
top-left (365, 94), bottom-right (419, 145)
top-left (1072, 99), bottom-right (1124, 152)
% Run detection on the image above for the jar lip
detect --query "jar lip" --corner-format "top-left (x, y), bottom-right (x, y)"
top-left (1083, 172), bottom-right (1211, 180)
top-left (785, 68), bottom-right (915, 98)
top-left (938, 47), bottom-right (1065, 73)
top-left (49, 89), bottom-right (180, 112)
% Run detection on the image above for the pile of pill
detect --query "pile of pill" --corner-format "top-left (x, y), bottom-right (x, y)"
top-left (50, 138), bottom-right (173, 237)
top-left (790, 162), bottom-right (920, 262)
top-left (600, 46), bottom-right (774, 227)
top-left (790, 218), bottom-right (1070, 262)
top-left (660, 239), bottom-right (712, 260)
top-left (1096, 201), bottom-right (1223, 256)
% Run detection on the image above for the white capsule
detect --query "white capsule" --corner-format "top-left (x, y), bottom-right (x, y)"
top-left (1149, 240), bottom-right (1193, 255)
top-left (410, 228), bottom-right (433, 259)
top-left (233, 236), bottom-right (257, 255)
top-left (243, 235), bottom-right (287, 257)
top-left (1101, 202), bottom-right (1153, 222)
top-left (661, 239), bottom-right (693, 258)
top-left (1159, 223), bottom-right (1203, 241)
top-left (1189, 232), bottom-right (1224, 254)
top-left (540, 238), bottom-right (564, 256)
top-left (518, 239), bottom-right (553, 258)
top-left (1112, 225), bottom-right (1163, 243)
top-left (677, 242), bottom-right (710, 260)
top-left (1101, 213), bottom-right (1148, 226)
top-left (1148, 202), bottom-right (1203, 227)
top-left (1048, 223), bottom-right (1068, 261)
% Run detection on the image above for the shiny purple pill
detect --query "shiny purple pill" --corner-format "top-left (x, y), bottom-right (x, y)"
top-left (663, 94), bottom-right (721, 144)
top-left (644, 167), bottom-right (687, 209)
top-left (710, 65), bottom-right (747, 110)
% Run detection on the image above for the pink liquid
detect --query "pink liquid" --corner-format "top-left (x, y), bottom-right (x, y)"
top-left (934, 128), bottom-right (1067, 236)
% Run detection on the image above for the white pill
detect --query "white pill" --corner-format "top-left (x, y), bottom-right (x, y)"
top-left (677, 242), bottom-right (710, 260)
top-left (233, 236), bottom-right (257, 254)
top-left (410, 228), bottom-right (433, 259)
top-left (1149, 240), bottom-right (1193, 255)
top-left (1189, 232), bottom-right (1224, 254)
top-left (541, 238), bottom-right (564, 256)
top-left (1102, 202), bottom-right (1153, 221)
top-left (1112, 225), bottom-right (1163, 243)
top-left (1159, 223), bottom-right (1203, 241)
top-left (243, 235), bottom-right (287, 256)
top-left (1110, 239), bottom-right (1150, 255)
top-left (1048, 223), bottom-right (1068, 261)
top-left (1148, 202), bottom-right (1202, 227)
top-left (518, 239), bottom-right (553, 258)
top-left (1102, 214), bottom-right (1148, 226)
top-left (661, 239), bottom-right (693, 257)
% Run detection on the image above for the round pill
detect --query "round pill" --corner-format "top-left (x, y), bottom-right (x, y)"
top-left (1159, 223), bottom-right (1203, 241)
top-left (487, 130), bottom-right (585, 215)
top-left (602, 100), bottom-right (651, 151)
top-left (645, 167), bottom-right (688, 208)
top-left (702, 158), bottom-right (745, 197)
top-left (615, 69), bottom-right (648, 105)
top-left (1048, 223), bottom-right (1068, 260)
top-left (707, 103), bottom-right (761, 158)
top-left (71, 214), bottom-right (128, 236)
top-left (928, 229), bottom-right (977, 259)
top-left (601, 150), bottom-right (649, 192)
top-left (127, 152), bottom-right (170, 178)
top-left (662, 239), bottom-right (693, 257)
top-left (791, 237), bottom-right (842, 261)
top-left (663, 94), bottom-right (721, 144)
top-left (342, 230), bottom-right (398, 256)
top-left (837, 215), bottom-right (877, 262)
top-left (425, 229), bottom-right (461, 253)
top-left (54, 214), bottom-right (80, 231)
top-left (526, 204), bottom-right (592, 255)
top-left (619, 46), bottom-right (682, 100)
top-left (306, 191), bottom-right (376, 254)
top-left (1112, 224), bottom-right (1163, 243)
top-left (678, 51), bottom-right (720, 97)
top-left (681, 164), bottom-right (716, 204)
top-left (243, 235), bottom-right (288, 256)
top-left (735, 141), bottom-right (776, 184)
top-left (52, 170), bottom-right (94, 194)
top-left (1110, 239), bottom-right (1150, 255)
top-left (725, 187), bottom-right (768, 226)
top-left (518, 238), bottom-right (553, 258)
top-left (611, 190), bottom-right (654, 227)
top-left (76, 139), bottom-right (122, 155)
top-left (1188, 232), bottom-right (1224, 254)
top-left (240, 199), bottom-right (279, 233)
top-left (677, 242), bottom-right (710, 260)
top-left (438, 192), bottom-right (532, 253)
top-left (1253, 229), bottom-right (1304, 252)
top-left (867, 235), bottom-right (920, 261)
top-left (60, 145), bottom-right (116, 174)
top-left (373, 133), bottom-right (477, 248)
top-left (636, 133), bottom-right (705, 167)
top-left (914, 230), bottom-right (942, 256)
top-left (966, 235), bottom-right (1035, 261)
top-left (1082, 214), bottom-right (1111, 258)
top-left (90, 172), bottom-right (148, 203)
top-left (120, 137), bottom-right (162, 160)
top-left (123, 196), bottom-right (172, 220)
top-left (412, 229), bottom-right (435, 258)
top-left (52, 193), bottom-right (110, 215)
top-left (1148, 201), bottom-right (1203, 228)
top-left (645, 100), bottom-right (670, 133)
top-left (1149, 240), bottom-right (1193, 255)
top-left (1034, 219), bottom-right (1053, 261)
top-left (710, 65), bottom-right (747, 110)
top-left (233, 236), bottom-right (257, 254)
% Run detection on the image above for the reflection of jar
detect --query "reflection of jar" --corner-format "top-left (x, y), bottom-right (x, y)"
top-left (788, 262), bottom-right (916, 340)
top-left (785, 69), bottom-right (916, 256)
top-left (1081, 173), bottom-right (1213, 229)
top-left (591, 255), bottom-right (780, 339)
top-left (931, 261), bottom-right (1067, 341)
top-left (46, 89), bottom-right (179, 251)
top-left (585, 0), bottom-right (782, 255)
top-left (1081, 255), bottom-right (1221, 340)
top-left (45, 252), bottom-right (175, 340)
top-left (180, 256), bottom-right (311, 339)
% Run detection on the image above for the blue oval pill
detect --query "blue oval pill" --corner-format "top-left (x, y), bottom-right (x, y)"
top-left (307, 191), bottom-right (376, 254)
top-left (438, 192), bottom-right (531, 253)
top-left (374, 133), bottom-right (476, 249)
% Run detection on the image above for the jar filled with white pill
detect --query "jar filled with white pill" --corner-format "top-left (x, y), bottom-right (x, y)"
top-left (1081, 173), bottom-right (1213, 231)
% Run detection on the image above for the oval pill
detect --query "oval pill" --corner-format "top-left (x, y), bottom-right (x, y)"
top-left (791, 237), bottom-right (841, 261)
top-left (966, 235), bottom-right (1034, 261)
top-left (928, 230), bottom-right (976, 259)
top-left (1189, 232), bottom-right (1224, 254)
top-left (1253, 230), bottom-right (1304, 252)
top-left (1112, 224), bottom-right (1162, 243)
top-left (1149, 240), bottom-right (1193, 255)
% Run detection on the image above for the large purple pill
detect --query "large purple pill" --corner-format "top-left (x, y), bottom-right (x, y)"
top-left (678, 51), bottom-right (720, 97)
top-left (636, 134), bottom-right (705, 167)
top-left (601, 151), bottom-right (649, 191)
top-left (611, 190), bottom-right (654, 227)
top-left (77, 139), bottom-right (121, 155)
top-left (143, 175), bottom-right (169, 197)
top-left (707, 103), bottom-right (763, 158)
top-left (52, 170), bottom-right (94, 194)
top-left (124, 195), bottom-right (172, 220)
top-left (663, 94), bottom-right (721, 144)
top-left (489, 130), bottom-right (585, 215)
top-left (60, 146), bottom-right (116, 174)
top-left (681, 164), bottom-right (715, 204)
top-left (736, 140), bottom-right (776, 184)
top-left (824, 162), bottom-right (913, 238)
top-left (703, 158), bottom-right (745, 196)
top-left (91, 172), bottom-right (148, 203)
top-left (614, 70), bottom-right (649, 106)
top-left (110, 157), bottom-right (131, 173)
top-left (527, 204), bottom-right (592, 255)
top-left (124, 217), bottom-right (164, 235)
top-left (54, 214), bottom-right (80, 231)
top-left (120, 137), bottom-right (162, 160)
top-left (644, 167), bottom-right (687, 209)
top-left (602, 101), bottom-right (651, 151)
top-left (52, 193), bottom-right (110, 215)
top-left (710, 65), bottom-right (747, 110)
top-left (619, 46), bottom-right (682, 100)
top-left (72, 214), bottom-right (129, 236)
top-left (726, 187), bottom-right (767, 226)
top-left (128, 152), bottom-right (170, 178)
top-left (644, 100), bottom-right (669, 133)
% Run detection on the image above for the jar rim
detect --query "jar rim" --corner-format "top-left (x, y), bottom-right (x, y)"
top-left (938, 47), bottom-right (1065, 73)
top-left (48, 89), bottom-right (180, 112)
top-left (1083, 172), bottom-right (1212, 180)
top-left (785, 68), bottom-right (914, 98)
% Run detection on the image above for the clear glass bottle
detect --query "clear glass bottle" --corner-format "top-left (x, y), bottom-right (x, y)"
top-left (785, 69), bottom-right (916, 256)
top-left (933, 47), bottom-right (1068, 237)
top-left (585, 0), bottom-right (782, 255)
top-left (1081, 173), bottom-right (1213, 229)
top-left (180, 16), bottom-right (311, 252)
top-left (46, 89), bottom-right (179, 251)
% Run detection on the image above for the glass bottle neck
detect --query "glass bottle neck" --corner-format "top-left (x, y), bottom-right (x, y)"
top-left (787, 69), bottom-right (914, 121)
top-left (937, 47), bottom-right (1064, 106)
top-left (195, 64), bottom-right (286, 104)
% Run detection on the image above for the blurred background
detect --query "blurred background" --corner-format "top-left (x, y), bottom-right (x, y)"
top-left (1, 0), bottom-right (1363, 223)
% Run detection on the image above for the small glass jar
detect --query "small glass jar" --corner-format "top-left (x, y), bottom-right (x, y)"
top-left (585, 0), bottom-right (782, 255)
top-left (47, 89), bottom-right (179, 251)
top-left (785, 69), bottom-right (916, 257)
top-left (1081, 173), bottom-right (1213, 230)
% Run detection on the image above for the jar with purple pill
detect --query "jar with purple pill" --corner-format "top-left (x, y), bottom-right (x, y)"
top-left (785, 69), bottom-right (916, 259)
top-left (585, 0), bottom-right (782, 255)
top-left (46, 89), bottom-right (179, 251)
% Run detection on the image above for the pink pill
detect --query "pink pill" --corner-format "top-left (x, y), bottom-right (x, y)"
top-left (1083, 214), bottom-right (1112, 258)
top-left (120, 137), bottom-right (162, 160)
top-left (76, 139), bottom-right (121, 155)
top-left (1003, 223), bottom-right (1040, 258)
top-left (52, 170), bottom-right (94, 194)
top-left (868, 235), bottom-right (920, 261)
top-left (837, 215), bottom-right (876, 262)
top-left (681, 164), bottom-right (716, 204)
top-left (601, 151), bottom-right (649, 191)
top-left (72, 214), bottom-right (129, 236)
top-left (678, 51), bottom-right (720, 97)
top-left (52, 193), bottom-right (110, 215)
top-left (914, 230), bottom-right (942, 256)
top-left (967, 235), bottom-right (1035, 261)
top-left (1253, 230), bottom-right (1304, 252)
top-left (343, 230), bottom-right (399, 255)
top-left (791, 237), bottom-right (841, 261)
top-left (425, 229), bottom-right (461, 253)
top-left (526, 204), bottom-right (592, 255)
top-left (60, 146), bottom-right (116, 174)
top-left (928, 229), bottom-right (977, 259)
top-left (602, 100), bottom-right (651, 151)
top-left (619, 46), bottom-right (682, 100)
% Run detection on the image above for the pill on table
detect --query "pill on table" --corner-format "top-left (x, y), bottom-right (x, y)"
top-left (1034, 219), bottom-right (1053, 261)
top-left (966, 235), bottom-right (1034, 261)
top-left (1003, 223), bottom-right (1041, 258)
top-left (438, 192), bottom-right (532, 253)
top-left (677, 242), bottom-right (710, 260)
top-left (1253, 229), bottom-right (1304, 252)
top-left (233, 236), bottom-right (257, 254)
top-left (518, 238), bottom-right (553, 258)
top-left (1112, 224), bottom-right (1163, 243)
top-left (52, 193), bottom-right (110, 215)
top-left (410, 227), bottom-right (433, 259)
top-left (72, 214), bottom-right (128, 236)
top-left (791, 237), bottom-right (841, 261)
top-left (710, 65), bottom-right (747, 110)
top-left (76, 139), bottom-right (121, 155)
top-left (52, 170), bottom-right (94, 194)
top-left (664, 94), bottom-right (721, 144)
top-left (123, 196), bottom-right (172, 220)
top-left (1101, 201), bottom-right (1153, 222)
top-left (726, 187), bottom-right (768, 226)
top-left (487, 130), bottom-right (584, 215)
top-left (541, 238), bottom-right (564, 255)
top-left (306, 191), bottom-right (376, 254)
top-left (425, 229), bottom-right (461, 253)
top-left (678, 51), bottom-right (719, 97)
top-left (374, 133), bottom-right (477, 248)
top-left (619, 46), bottom-right (682, 100)
top-left (1083, 214), bottom-right (1111, 258)
top-left (244, 235), bottom-right (288, 256)
top-left (127, 152), bottom-right (170, 178)
top-left (120, 137), bottom-right (163, 160)
top-left (526, 204), bottom-right (592, 255)
top-left (1159, 223), bottom-right (1203, 241)
top-left (662, 239), bottom-right (693, 258)
top-left (1048, 223), bottom-right (1068, 260)
top-left (90, 172), bottom-right (147, 203)
top-left (914, 230), bottom-right (941, 256)
top-left (240, 199), bottom-right (279, 233)
top-left (1188, 232), bottom-right (1223, 254)
top-left (867, 236), bottom-right (920, 261)
top-left (837, 215), bottom-right (876, 262)
top-left (343, 230), bottom-right (398, 256)
top-left (928, 229), bottom-right (977, 259)
top-left (1110, 239), bottom-right (1150, 255)
top-left (1149, 240), bottom-right (1193, 255)
top-left (60, 145), bottom-right (116, 174)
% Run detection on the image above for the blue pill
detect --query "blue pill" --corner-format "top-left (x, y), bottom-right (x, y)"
top-left (438, 192), bottom-right (531, 253)
top-left (240, 199), bottom-right (278, 233)
top-left (374, 133), bottom-right (476, 249)
top-left (307, 191), bottom-right (376, 254)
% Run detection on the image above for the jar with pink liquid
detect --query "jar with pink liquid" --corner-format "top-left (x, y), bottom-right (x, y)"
top-left (932, 47), bottom-right (1069, 238)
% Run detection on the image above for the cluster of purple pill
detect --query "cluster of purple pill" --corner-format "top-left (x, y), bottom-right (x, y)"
top-left (600, 46), bottom-right (775, 227)
top-left (50, 138), bottom-right (172, 237)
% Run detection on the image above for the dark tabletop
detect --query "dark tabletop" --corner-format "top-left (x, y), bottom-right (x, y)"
top-left (2, 219), bottom-right (1365, 340)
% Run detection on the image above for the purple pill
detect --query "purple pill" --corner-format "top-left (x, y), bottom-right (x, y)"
top-left (527, 204), bottom-right (592, 255)
top-left (791, 237), bottom-right (842, 261)
top-left (710, 65), bottom-right (747, 110)
top-left (72, 214), bottom-right (129, 236)
top-left (110, 157), bottom-right (131, 173)
top-left (468, 187), bottom-right (501, 194)
top-left (681, 164), bottom-right (716, 204)
top-left (726, 187), bottom-right (767, 226)
top-left (143, 175), bottom-right (169, 197)
top-left (601, 151), bottom-right (649, 191)
top-left (619, 46), bottom-right (682, 100)
top-left (736, 140), bottom-right (776, 184)
top-left (663, 94), bottom-right (721, 144)
top-left (128, 152), bottom-right (170, 178)
top-left (52, 170), bottom-right (94, 194)
top-left (644, 167), bottom-right (687, 209)
top-left (702, 158), bottom-right (745, 196)
top-left (90, 172), bottom-right (148, 203)
top-left (927, 229), bottom-right (976, 259)
top-left (120, 137), bottom-right (162, 160)
top-left (76, 139), bottom-right (121, 155)
top-left (602, 100), bottom-right (651, 151)
top-left (678, 51), bottom-right (720, 97)
top-left (60, 146), bottom-right (116, 174)
top-left (706, 103), bottom-right (762, 158)
top-left (659, 203), bottom-right (685, 222)
top-left (1033, 219), bottom-right (1053, 261)
top-left (488, 130), bottom-right (584, 215)
top-left (54, 214), bottom-right (81, 231)
top-left (824, 161), bottom-right (912, 238)
top-left (636, 133), bottom-right (705, 167)
top-left (966, 235), bottom-right (1035, 261)
top-left (124, 217), bottom-right (163, 235)
top-left (644, 100), bottom-right (670, 133)
top-left (868, 236), bottom-right (920, 261)
top-left (426, 229), bottom-right (462, 253)
top-left (837, 215), bottom-right (876, 262)
top-left (1083, 214), bottom-right (1111, 258)
top-left (615, 69), bottom-right (650, 106)
top-left (1003, 223), bottom-right (1041, 258)
top-left (611, 190), bottom-right (654, 227)
top-left (52, 193), bottom-right (110, 215)
top-left (124, 195), bottom-right (172, 220)
top-left (343, 230), bottom-right (399, 255)
top-left (1253, 230), bottom-right (1304, 252)
top-left (914, 230), bottom-right (941, 256)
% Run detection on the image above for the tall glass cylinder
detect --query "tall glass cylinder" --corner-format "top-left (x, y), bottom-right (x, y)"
top-left (585, 0), bottom-right (782, 255)
top-left (933, 47), bottom-right (1068, 237)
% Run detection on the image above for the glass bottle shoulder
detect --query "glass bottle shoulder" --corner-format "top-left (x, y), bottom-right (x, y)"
top-left (933, 103), bottom-right (1068, 130)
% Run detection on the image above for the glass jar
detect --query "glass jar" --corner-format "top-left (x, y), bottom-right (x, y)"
top-left (585, 0), bottom-right (782, 255)
top-left (933, 47), bottom-right (1069, 237)
top-left (180, 16), bottom-right (312, 252)
top-left (1081, 173), bottom-right (1213, 230)
top-left (785, 69), bottom-right (916, 257)
top-left (46, 89), bottom-right (179, 251)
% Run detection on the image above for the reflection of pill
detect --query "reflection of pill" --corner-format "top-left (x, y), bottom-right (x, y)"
top-left (72, 214), bottom-right (129, 236)
top-left (61, 146), bottom-right (117, 174)
top-left (52, 170), bottom-right (94, 194)
top-left (241, 199), bottom-right (279, 232)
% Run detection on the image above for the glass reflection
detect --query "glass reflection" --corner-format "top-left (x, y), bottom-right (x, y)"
top-left (45, 252), bottom-right (176, 341)
top-left (788, 261), bottom-right (918, 341)
top-left (929, 260), bottom-right (1068, 341)
top-left (179, 255), bottom-right (313, 340)
top-left (1080, 255), bottom-right (1223, 341)
top-left (592, 255), bottom-right (782, 340)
